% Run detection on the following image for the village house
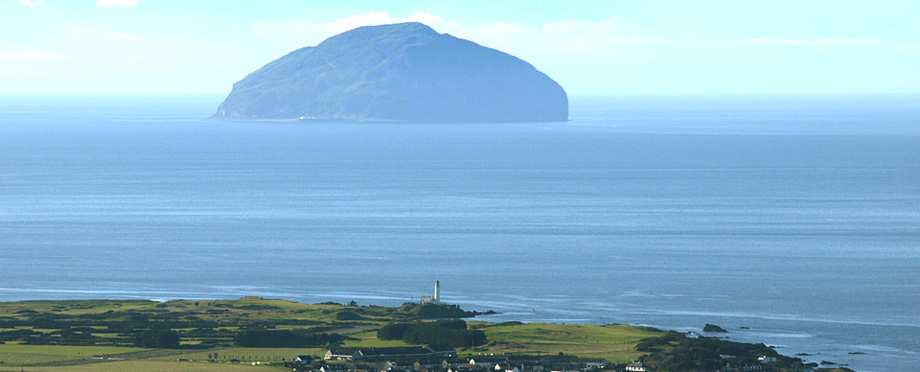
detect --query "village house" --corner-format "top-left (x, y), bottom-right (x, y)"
top-left (326, 349), bottom-right (362, 361)
top-left (467, 356), bottom-right (505, 369)
top-left (362, 347), bottom-right (437, 360)
top-left (321, 364), bottom-right (351, 372)
top-left (722, 362), bottom-right (764, 372)
top-left (295, 355), bottom-right (315, 365)
top-left (625, 361), bottom-right (646, 372)
top-left (310, 353), bottom-right (608, 372)
top-left (325, 345), bottom-right (458, 361)
top-left (577, 358), bottom-right (607, 369)
top-left (353, 364), bottom-right (377, 372)
top-left (427, 343), bottom-right (458, 357)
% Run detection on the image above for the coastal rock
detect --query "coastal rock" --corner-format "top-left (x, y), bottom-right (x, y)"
top-left (703, 323), bottom-right (728, 333)
top-left (213, 22), bottom-right (567, 122)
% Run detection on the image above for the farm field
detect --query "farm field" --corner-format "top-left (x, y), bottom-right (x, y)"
top-left (475, 323), bottom-right (660, 363)
top-left (0, 297), bottom-right (832, 372)
top-left (0, 359), bottom-right (289, 372)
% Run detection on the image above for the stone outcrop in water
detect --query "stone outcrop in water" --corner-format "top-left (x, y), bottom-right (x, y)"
top-left (213, 22), bottom-right (567, 122)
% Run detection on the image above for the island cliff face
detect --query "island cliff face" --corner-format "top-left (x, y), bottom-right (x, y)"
top-left (213, 22), bottom-right (568, 122)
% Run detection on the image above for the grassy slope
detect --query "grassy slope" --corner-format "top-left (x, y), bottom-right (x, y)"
top-left (474, 323), bottom-right (658, 364)
top-left (0, 359), bottom-right (290, 372)
top-left (341, 330), bottom-right (417, 348)
top-left (0, 298), bottom-right (661, 371)
top-left (0, 342), bottom-right (149, 364)
top-left (146, 347), bottom-right (328, 363)
top-left (0, 297), bottom-right (385, 325)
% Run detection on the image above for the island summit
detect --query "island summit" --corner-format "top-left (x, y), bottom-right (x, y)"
top-left (213, 22), bottom-right (568, 123)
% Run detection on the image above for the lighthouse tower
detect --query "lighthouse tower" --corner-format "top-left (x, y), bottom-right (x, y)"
top-left (420, 281), bottom-right (441, 304)
top-left (434, 281), bottom-right (440, 303)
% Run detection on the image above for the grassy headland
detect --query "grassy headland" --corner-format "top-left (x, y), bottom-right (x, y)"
top-left (0, 297), bottom-right (838, 372)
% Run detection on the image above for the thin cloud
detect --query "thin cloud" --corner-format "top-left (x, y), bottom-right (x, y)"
top-left (252, 11), bottom-right (524, 47)
top-left (747, 38), bottom-right (886, 46)
top-left (95, 0), bottom-right (138, 7)
top-left (19, 0), bottom-right (46, 7)
top-left (253, 11), bottom-right (444, 47)
top-left (0, 49), bottom-right (67, 61)
top-left (250, 12), bottom-right (651, 69)
top-left (55, 25), bottom-right (146, 43)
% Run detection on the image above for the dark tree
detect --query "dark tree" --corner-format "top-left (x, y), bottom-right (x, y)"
top-left (135, 324), bottom-right (180, 348)
top-left (377, 319), bottom-right (486, 347)
top-left (377, 323), bottom-right (417, 340)
top-left (234, 329), bottom-right (344, 348)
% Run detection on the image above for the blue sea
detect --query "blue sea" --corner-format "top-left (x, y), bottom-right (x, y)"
top-left (1, 95), bottom-right (918, 372)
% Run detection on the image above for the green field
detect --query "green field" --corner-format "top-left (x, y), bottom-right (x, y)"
top-left (340, 330), bottom-right (416, 348)
top-left (147, 347), bottom-right (326, 363)
top-left (475, 323), bottom-right (659, 363)
top-left (0, 297), bottom-right (828, 372)
top-left (0, 343), bottom-right (322, 371)
top-left (0, 342), bottom-right (150, 365)
top-left (0, 359), bottom-right (290, 372)
top-left (0, 298), bottom-right (663, 371)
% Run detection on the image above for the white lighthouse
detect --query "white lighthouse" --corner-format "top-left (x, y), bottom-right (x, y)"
top-left (420, 281), bottom-right (441, 304)
top-left (434, 280), bottom-right (440, 303)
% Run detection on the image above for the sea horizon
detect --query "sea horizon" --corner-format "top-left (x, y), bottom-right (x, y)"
top-left (1, 94), bottom-right (918, 372)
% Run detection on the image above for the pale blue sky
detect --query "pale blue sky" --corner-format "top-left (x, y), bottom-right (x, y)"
top-left (1, 0), bottom-right (918, 95)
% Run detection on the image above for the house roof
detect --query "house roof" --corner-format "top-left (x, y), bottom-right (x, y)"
top-left (358, 347), bottom-right (431, 358)
top-left (426, 344), bottom-right (457, 353)
top-left (329, 349), bottom-right (361, 356)
top-left (574, 358), bottom-right (607, 363)
top-left (470, 356), bottom-right (508, 363)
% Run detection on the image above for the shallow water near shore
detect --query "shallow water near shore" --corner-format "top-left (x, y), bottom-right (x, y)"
top-left (1, 94), bottom-right (918, 372)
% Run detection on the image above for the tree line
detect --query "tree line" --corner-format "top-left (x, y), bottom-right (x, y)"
top-left (377, 319), bottom-right (486, 347)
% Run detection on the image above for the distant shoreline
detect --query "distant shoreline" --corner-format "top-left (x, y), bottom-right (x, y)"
top-left (0, 297), bottom-right (844, 372)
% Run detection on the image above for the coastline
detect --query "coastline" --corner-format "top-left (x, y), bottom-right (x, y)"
top-left (2, 95), bottom-right (917, 372)
top-left (0, 287), bottom-right (910, 372)
top-left (0, 297), bottom-right (855, 372)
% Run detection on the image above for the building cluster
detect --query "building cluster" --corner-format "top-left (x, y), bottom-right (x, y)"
top-left (325, 345), bottom-right (457, 361)
top-left (715, 354), bottom-right (814, 372)
top-left (290, 350), bottom-right (611, 372)
top-left (289, 350), bottom-right (820, 372)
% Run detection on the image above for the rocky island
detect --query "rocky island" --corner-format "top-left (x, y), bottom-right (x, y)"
top-left (213, 22), bottom-right (568, 123)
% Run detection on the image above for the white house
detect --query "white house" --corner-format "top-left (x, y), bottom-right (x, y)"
top-left (625, 361), bottom-right (646, 372)
top-left (581, 359), bottom-right (608, 369)
top-left (294, 355), bottom-right (313, 365)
